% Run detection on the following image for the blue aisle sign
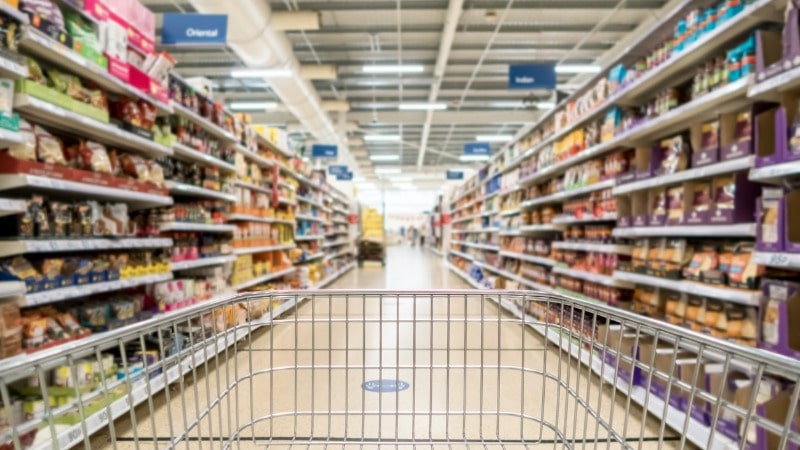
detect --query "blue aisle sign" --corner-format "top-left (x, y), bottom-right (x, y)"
top-left (336, 171), bottom-right (354, 181)
top-left (464, 142), bottom-right (491, 156)
top-left (162, 14), bottom-right (228, 45)
top-left (328, 165), bottom-right (348, 176)
top-left (311, 144), bottom-right (338, 158)
top-left (446, 170), bottom-right (464, 180)
top-left (362, 379), bottom-right (410, 393)
top-left (508, 64), bottom-right (556, 90)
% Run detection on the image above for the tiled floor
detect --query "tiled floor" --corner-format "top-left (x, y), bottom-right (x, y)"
top-left (87, 246), bottom-right (686, 449)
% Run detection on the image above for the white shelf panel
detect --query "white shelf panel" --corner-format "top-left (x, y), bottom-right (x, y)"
top-left (753, 251), bottom-right (800, 270)
top-left (453, 241), bottom-right (500, 251)
top-left (614, 157), bottom-right (754, 195)
top-left (552, 213), bottom-right (617, 225)
top-left (172, 142), bottom-right (237, 173)
top-left (333, 218), bottom-right (349, 225)
top-left (14, 94), bottom-right (172, 158)
top-left (18, 26), bottom-right (171, 114)
top-left (613, 223), bottom-right (756, 238)
top-left (167, 181), bottom-right (236, 202)
top-left (234, 179), bottom-right (273, 195)
top-left (326, 230), bottom-right (349, 237)
top-left (226, 214), bottom-right (295, 225)
top-left (518, 224), bottom-right (565, 234)
top-left (256, 133), bottom-right (294, 158)
top-left (613, 271), bottom-right (761, 306)
top-left (553, 266), bottom-right (631, 288)
top-left (0, 238), bottom-right (172, 258)
top-left (446, 262), bottom-right (484, 290)
top-left (324, 249), bottom-right (353, 261)
top-left (160, 222), bottom-right (236, 233)
top-left (232, 244), bottom-right (295, 255)
top-left (448, 249), bottom-right (474, 261)
top-left (297, 195), bottom-right (326, 209)
top-left (498, 251), bottom-right (554, 266)
top-left (295, 234), bottom-right (325, 241)
top-left (749, 60), bottom-right (800, 101)
top-left (233, 144), bottom-right (275, 169)
top-left (498, 230), bottom-right (522, 236)
top-left (171, 101), bottom-right (236, 143)
top-left (0, 281), bottom-right (25, 298)
top-left (0, 127), bottom-right (23, 148)
top-left (171, 255), bottom-right (236, 271)
top-left (296, 214), bottom-right (325, 223)
top-left (498, 208), bottom-right (521, 217)
top-left (749, 160), bottom-right (800, 183)
top-left (295, 252), bottom-right (325, 264)
top-left (323, 240), bottom-right (349, 248)
top-left (314, 263), bottom-right (356, 288)
top-left (234, 267), bottom-right (297, 290)
top-left (452, 227), bottom-right (499, 234)
top-left (0, 198), bottom-right (27, 217)
top-left (0, 174), bottom-right (173, 210)
top-left (552, 241), bottom-right (633, 255)
top-left (21, 273), bottom-right (173, 307)
top-left (521, 179), bottom-right (615, 209)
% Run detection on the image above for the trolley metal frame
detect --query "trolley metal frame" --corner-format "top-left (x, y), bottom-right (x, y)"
top-left (1, 290), bottom-right (799, 450)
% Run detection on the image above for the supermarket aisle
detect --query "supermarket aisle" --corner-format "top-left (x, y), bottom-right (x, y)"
top-left (332, 245), bottom-right (470, 289)
top-left (89, 249), bottom-right (682, 449)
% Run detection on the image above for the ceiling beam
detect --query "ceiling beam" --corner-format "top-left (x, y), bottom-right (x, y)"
top-left (270, 0), bottom-right (667, 11)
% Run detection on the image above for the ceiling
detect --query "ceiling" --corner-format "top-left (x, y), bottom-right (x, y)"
top-left (142, 0), bottom-right (674, 186)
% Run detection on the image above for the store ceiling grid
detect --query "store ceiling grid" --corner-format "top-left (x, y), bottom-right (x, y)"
top-left (142, 0), bottom-right (671, 184)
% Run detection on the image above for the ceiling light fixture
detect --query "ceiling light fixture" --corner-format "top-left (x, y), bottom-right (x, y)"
top-left (362, 64), bottom-right (424, 74)
top-left (364, 135), bottom-right (401, 142)
top-left (398, 103), bottom-right (448, 111)
top-left (389, 176), bottom-right (414, 182)
top-left (554, 64), bottom-right (602, 74)
top-left (535, 102), bottom-right (557, 109)
top-left (369, 155), bottom-right (401, 161)
top-left (230, 68), bottom-right (293, 78)
top-left (229, 101), bottom-right (279, 111)
top-left (476, 135), bottom-right (513, 143)
top-left (460, 155), bottom-right (491, 162)
top-left (375, 168), bottom-right (402, 174)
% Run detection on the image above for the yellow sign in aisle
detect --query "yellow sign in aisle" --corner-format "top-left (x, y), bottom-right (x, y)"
top-left (361, 208), bottom-right (384, 241)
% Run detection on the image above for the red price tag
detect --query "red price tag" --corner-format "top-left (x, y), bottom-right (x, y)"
top-left (348, 214), bottom-right (359, 224)
top-left (442, 214), bottom-right (452, 225)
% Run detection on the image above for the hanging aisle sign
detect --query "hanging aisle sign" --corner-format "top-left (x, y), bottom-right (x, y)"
top-left (463, 142), bottom-right (491, 156)
top-left (508, 64), bottom-right (556, 90)
top-left (336, 171), bottom-right (354, 181)
top-left (446, 170), bottom-right (464, 180)
top-left (328, 165), bottom-right (348, 176)
top-left (162, 14), bottom-right (228, 45)
top-left (312, 144), bottom-right (338, 158)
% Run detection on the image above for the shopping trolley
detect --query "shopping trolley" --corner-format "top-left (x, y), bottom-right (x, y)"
top-left (2, 290), bottom-right (800, 450)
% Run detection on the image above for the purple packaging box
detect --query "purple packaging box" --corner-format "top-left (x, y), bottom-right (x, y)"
top-left (708, 172), bottom-right (759, 225)
top-left (615, 171), bottom-right (637, 185)
top-left (756, 187), bottom-right (785, 252)
top-left (617, 216), bottom-right (631, 228)
top-left (785, 6), bottom-right (800, 68)
top-left (633, 215), bottom-right (648, 227)
top-left (785, 188), bottom-right (800, 252)
top-left (755, 29), bottom-right (785, 83)
top-left (684, 181), bottom-right (713, 225)
top-left (720, 107), bottom-right (758, 162)
top-left (755, 103), bottom-right (785, 167)
top-left (636, 144), bottom-right (663, 180)
top-left (691, 120), bottom-right (720, 168)
top-left (759, 279), bottom-right (800, 359)
top-left (747, 389), bottom-right (800, 450)
top-left (649, 188), bottom-right (667, 226)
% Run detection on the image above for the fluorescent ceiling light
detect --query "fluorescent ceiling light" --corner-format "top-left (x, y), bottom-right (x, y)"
top-left (398, 103), bottom-right (448, 111)
top-left (555, 64), bottom-right (602, 74)
top-left (231, 68), bottom-right (293, 78)
top-left (370, 155), bottom-right (400, 161)
top-left (460, 155), bottom-right (491, 162)
top-left (229, 102), bottom-right (279, 111)
top-left (536, 102), bottom-right (557, 109)
top-left (375, 168), bottom-right (402, 174)
top-left (393, 183), bottom-right (416, 190)
top-left (364, 135), bottom-right (401, 142)
top-left (389, 176), bottom-right (414, 182)
top-left (476, 135), bottom-right (513, 143)
top-left (363, 64), bottom-right (424, 74)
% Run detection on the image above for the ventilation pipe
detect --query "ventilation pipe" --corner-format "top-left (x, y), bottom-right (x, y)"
top-left (415, 0), bottom-right (464, 167)
top-left (187, 0), bottom-right (357, 170)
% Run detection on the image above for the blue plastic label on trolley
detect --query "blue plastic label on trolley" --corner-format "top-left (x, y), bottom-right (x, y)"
top-left (362, 379), bottom-right (410, 393)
